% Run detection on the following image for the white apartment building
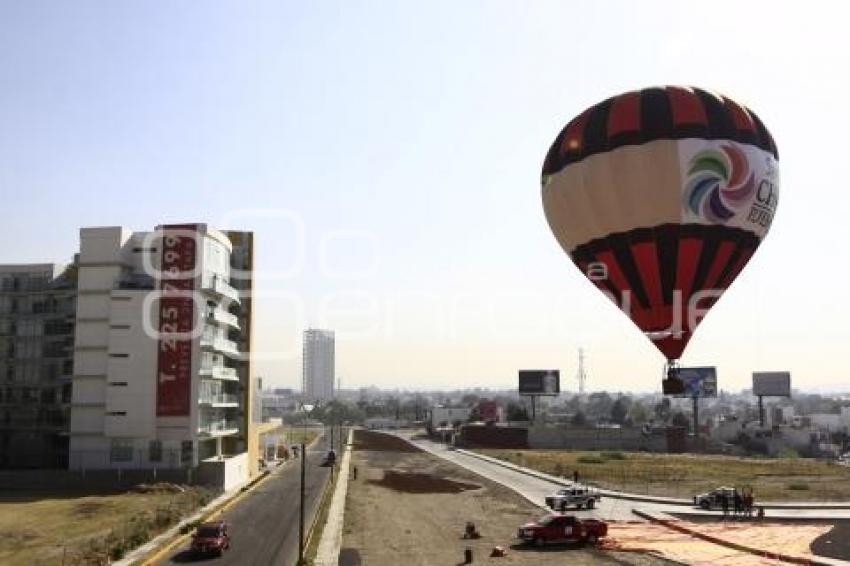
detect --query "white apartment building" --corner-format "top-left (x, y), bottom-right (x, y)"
top-left (69, 224), bottom-right (255, 482)
top-left (302, 329), bottom-right (334, 402)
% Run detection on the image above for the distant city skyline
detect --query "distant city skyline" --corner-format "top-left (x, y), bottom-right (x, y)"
top-left (2, 2), bottom-right (848, 392)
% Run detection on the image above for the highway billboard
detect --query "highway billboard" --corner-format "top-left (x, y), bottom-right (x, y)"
top-left (664, 366), bottom-right (717, 398)
top-left (518, 370), bottom-right (560, 395)
top-left (753, 372), bottom-right (791, 397)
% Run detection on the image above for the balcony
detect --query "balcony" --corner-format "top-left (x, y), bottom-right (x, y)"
top-left (200, 333), bottom-right (240, 358)
top-left (201, 275), bottom-right (240, 304)
top-left (198, 420), bottom-right (240, 436)
top-left (206, 307), bottom-right (240, 330)
top-left (199, 393), bottom-right (240, 407)
top-left (199, 365), bottom-right (239, 382)
top-left (116, 274), bottom-right (155, 290)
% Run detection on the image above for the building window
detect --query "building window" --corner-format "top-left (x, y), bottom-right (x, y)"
top-left (108, 381), bottom-right (128, 386)
top-left (106, 411), bottom-right (126, 416)
top-left (149, 440), bottom-right (163, 463)
top-left (108, 353), bottom-right (129, 358)
top-left (109, 439), bottom-right (134, 463)
top-left (180, 440), bottom-right (193, 467)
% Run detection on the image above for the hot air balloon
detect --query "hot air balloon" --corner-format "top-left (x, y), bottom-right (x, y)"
top-left (541, 86), bottom-right (779, 371)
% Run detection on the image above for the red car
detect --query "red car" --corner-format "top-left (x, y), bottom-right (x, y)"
top-left (517, 514), bottom-right (608, 547)
top-left (191, 520), bottom-right (230, 557)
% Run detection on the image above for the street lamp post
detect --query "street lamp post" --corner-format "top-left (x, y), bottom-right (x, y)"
top-left (297, 403), bottom-right (314, 564)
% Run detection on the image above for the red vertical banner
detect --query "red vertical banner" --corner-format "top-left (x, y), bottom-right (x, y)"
top-left (156, 225), bottom-right (198, 417)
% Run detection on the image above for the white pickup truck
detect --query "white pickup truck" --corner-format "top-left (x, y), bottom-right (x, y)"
top-left (545, 484), bottom-right (601, 511)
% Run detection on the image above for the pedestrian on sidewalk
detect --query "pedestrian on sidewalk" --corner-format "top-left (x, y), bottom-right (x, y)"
top-left (733, 489), bottom-right (742, 517)
top-left (743, 488), bottom-right (754, 518)
top-left (721, 492), bottom-right (729, 519)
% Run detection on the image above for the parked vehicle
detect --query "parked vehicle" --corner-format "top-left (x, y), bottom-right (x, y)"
top-left (320, 449), bottom-right (337, 466)
top-left (545, 484), bottom-right (601, 510)
top-left (517, 514), bottom-right (608, 547)
top-left (191, 520), bottom-right (230, 557)
top-left (693, 486), bottom-right (737, 510)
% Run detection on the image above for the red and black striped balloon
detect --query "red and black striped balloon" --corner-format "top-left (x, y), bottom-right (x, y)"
top-left (542, 86), bottom-right (779, 362)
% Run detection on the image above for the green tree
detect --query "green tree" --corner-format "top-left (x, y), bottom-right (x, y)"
top-left (506, 402), bottom-right (528, 422)
top-left (610, 399), bottom-right (628, 425)
top-left (670, 411), bottom-right (690, 430)
top-left (629, 401), bottom-right (650, 425)
top-left (570, 411), bottom-right (587, 426)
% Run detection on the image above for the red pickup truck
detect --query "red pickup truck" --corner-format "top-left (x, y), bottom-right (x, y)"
top-left (191, 520), bottom-right (231, 557)
top-left (517, 514), bottom-right (608, 546)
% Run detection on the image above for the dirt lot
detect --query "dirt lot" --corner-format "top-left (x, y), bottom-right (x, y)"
top-left (0, 483), bottom-right (216, 565)
top-left (340, 430), bottom-right (673, 565)
top-left (475, 449), bottom-right (850, 501)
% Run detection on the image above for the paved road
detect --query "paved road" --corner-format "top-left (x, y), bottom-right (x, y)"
top-left (403, 434), bottom-right (647, 521)
top-left (402, 434), bottom-right (850, 522)
top-left (156, 435), bottom-right (333, 566)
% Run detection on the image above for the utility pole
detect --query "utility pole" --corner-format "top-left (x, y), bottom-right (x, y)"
top-left (692, 396), bottom-right (700, 452)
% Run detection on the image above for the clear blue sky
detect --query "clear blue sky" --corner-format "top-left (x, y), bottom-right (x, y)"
top-left (2, 1), bottom-right (848, 392)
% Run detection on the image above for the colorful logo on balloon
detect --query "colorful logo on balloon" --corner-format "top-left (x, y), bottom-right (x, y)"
top-left (683, 144), bottom-right (755, 223)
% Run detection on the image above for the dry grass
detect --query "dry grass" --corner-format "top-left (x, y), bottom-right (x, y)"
top-left (0, 484), bottom-right (216, 565)
top-left (270, 426), bottom-right (322, 447)
top-left (475, 449), bottom-right (850, 501)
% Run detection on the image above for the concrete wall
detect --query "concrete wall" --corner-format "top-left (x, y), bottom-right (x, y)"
top-left (104, 292), bottom-right (157, 439)
top-left (197, 452), bottom-right (249, 491)
top-left (458, 425), bottom-right (528, 448)
top-left (527, 425), bottom-right (667, 452)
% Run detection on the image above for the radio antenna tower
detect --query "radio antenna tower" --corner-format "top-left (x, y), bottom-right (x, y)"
top-left (576, 348), bottom-right (587, 394)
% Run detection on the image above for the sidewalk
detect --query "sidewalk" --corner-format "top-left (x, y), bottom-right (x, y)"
top-left (314, 429), bottom-right (354, 566)
top-left (115, 468), bottom-right (275, 566)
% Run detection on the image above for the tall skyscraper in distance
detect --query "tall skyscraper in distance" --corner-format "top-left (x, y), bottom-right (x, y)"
top-left (302, 329), bottom-right (334, 402)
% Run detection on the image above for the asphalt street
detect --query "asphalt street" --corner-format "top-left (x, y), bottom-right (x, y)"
top-left (401, 433), bottom-right (850, 522)
top-left (402, 434), bottom-right (643, 521)
top-left (155, 434), bottom-right (333, 566)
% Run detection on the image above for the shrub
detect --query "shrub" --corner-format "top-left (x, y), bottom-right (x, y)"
top-left (787, 482), bottom-right (810, 491)
top-left (777, 447), bottom-right (800, 459)
top-left (577, 455), bottom-right (605, 465)
top-left (601, 451), bottom-right (627, 461)
top-left (109, 544), bottom-right (126, 561)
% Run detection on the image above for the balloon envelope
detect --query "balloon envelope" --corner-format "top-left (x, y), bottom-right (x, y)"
top-left (542, 86), bottom-right (779, 361)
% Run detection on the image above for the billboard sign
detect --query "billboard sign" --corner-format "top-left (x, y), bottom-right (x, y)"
top-left (753, 372), bottom-right (791, 397)
top-left (518, 370), bottom-right (560, 395)
top-left (156, 225), bottom-right (198, 417)
top-left (665, 366), bottom-right (717, 398)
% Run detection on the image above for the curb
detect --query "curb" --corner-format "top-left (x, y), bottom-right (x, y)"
top-left (393, 433), bottom-right (552, 513)
top-left (455, 448), bottom-right (850, 510)
top-left (453, 448), bottom-right (691, 506)
top-left (128, 432), bottom-right (324, 565)
top-left (123, 470), bottom-right (273, 566)
top-left (314, 429), bottom-right (354, 565)
top-left (632, 509), bottom-right (839, 566)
